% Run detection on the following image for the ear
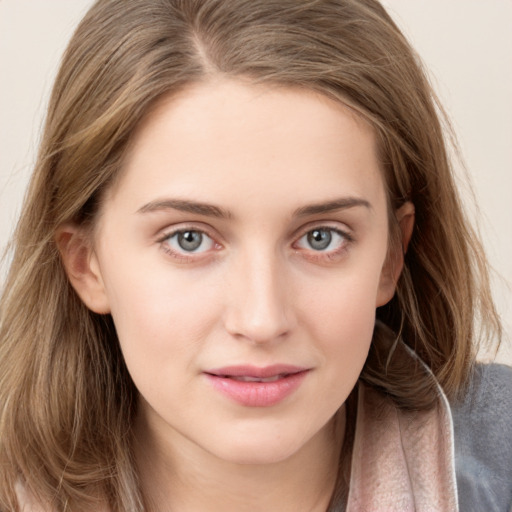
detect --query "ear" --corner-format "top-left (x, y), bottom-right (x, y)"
top-left (55, 224), bottom-right (111, 314)
top-left (376, 202), bottom-right (415, 307)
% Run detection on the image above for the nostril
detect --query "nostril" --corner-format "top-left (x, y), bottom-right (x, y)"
top-left (224, 304), bottom-right (293, 344)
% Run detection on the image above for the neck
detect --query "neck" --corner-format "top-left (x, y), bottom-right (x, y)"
top-left (133, 407), bottom-right (345, 512)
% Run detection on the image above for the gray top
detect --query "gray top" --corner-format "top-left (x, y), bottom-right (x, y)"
top-left (452, 363), bottom-right (512, 512)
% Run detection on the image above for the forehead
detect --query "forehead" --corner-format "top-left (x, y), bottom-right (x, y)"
top-left (107, 79), bottom-right (386, 218)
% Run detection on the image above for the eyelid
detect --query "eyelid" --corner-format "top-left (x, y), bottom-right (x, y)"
top-left (294, 227), bottom-right (352, 249)
top-left (155, 222), bottom-right (221, 243)
top-left (156, 223), bottom-right (223, 262)
top-left (291, 220), bottom-right (354, 243)
top-left (291, 222), bottom-right (354, 261)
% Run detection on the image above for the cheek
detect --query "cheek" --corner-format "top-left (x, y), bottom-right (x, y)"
top-left (315, 287), bottom-right (376, 355)
top-left (100, 257), bottom-right (222, 369)
top-left (300, 265), bottom-right (382, 372)
top-left (303, 257), bottom-right (382, 328)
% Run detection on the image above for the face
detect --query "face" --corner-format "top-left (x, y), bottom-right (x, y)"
top-left (74, 80), bottom-right (399, 465)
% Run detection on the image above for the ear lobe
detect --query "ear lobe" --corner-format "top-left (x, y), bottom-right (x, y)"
top-left (376, 202), bottom-right (415, 307)
top-left (55, 224), bottom-right (111, 314)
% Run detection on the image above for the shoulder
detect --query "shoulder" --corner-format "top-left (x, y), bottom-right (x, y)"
top-left (451, 363), bottom-right (512, 512)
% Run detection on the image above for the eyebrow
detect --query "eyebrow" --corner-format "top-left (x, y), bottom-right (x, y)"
top-left (137, 196), bottom-right (371, 219)
top-left (293, 197), bottom-right (372, 217)
top-left (137, 199), bottom-right (232, 219)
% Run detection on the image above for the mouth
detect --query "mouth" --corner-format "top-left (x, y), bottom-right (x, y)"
top-left (204, 365), bottom-right (310, 407)
top-left (218, 374), bottom-right (288, 383)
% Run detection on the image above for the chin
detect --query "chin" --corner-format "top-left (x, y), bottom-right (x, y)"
top-left (214, 439), bottom-right (303, 466)
top-left (205, 418), bottom-right (333, 467)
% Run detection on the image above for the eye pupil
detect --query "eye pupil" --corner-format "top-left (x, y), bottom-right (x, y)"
top-left (177, 231), bottom-right (202, 251)
top-left (307, 229), bottom-right (332, 250)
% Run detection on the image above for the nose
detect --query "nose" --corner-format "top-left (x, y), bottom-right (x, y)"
top-left (223, 249), bottom-right (295, 344)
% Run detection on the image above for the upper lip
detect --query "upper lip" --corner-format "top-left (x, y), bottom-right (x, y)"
top-left (205, 364), bottom-right (309, 378)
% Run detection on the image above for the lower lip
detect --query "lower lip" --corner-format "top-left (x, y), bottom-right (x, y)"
top-left (205, 371), bottom-right (309, 407)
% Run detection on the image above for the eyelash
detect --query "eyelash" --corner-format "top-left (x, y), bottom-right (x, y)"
top-left (157, 225), bottom-right (354, 263)
top-left (293, 226), bottom-right (353, 262)
top-left (157, 226), bottom-right (221, 263)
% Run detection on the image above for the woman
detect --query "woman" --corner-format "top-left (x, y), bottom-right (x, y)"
top-left (0, 0), bottom-right (510, 511)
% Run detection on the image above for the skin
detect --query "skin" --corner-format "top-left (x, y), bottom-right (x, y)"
top-left (60, 79), bottom-right (413, 511)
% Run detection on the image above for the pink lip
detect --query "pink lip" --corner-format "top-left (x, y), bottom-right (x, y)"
top-left (204, 365), bottom-right (309, 407)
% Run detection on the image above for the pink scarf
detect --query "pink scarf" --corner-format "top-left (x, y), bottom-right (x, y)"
top-left (347, 381), bottom-right (458, 511)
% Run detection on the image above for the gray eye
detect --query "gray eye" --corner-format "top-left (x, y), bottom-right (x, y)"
top-left (177, 231), bottom-right (203, 251)
top-left (307, 229), bottom-right (332, 251)
top-left (163, 229), bottom-right (216, 256)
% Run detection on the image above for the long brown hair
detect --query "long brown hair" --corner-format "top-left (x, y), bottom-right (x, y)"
top-left (0, 0), bottom-right (501, 510)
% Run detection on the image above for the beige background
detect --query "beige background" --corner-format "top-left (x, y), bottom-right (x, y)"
top-left (1, 1), bottom-right (511, 362)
